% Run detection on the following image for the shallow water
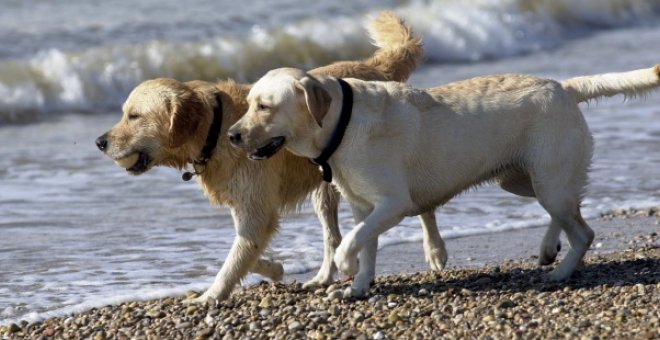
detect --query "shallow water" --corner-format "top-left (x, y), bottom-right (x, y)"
top-left (1, 0), bottom-right (659, 324)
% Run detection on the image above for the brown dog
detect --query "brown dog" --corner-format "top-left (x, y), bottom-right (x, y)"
top-left (96, 12), bottom-right (445, 302)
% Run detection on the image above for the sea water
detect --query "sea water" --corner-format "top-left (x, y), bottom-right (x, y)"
top-left (1, 0), bottom-right (659, 324)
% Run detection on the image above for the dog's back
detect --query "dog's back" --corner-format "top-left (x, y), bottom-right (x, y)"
top-left (339, 74), bottom-right (587, 211)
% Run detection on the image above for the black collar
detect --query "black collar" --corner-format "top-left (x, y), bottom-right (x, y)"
top-left (182, 93), bottom-right (223, 181)
top-left (311, 78), bottom-right (353, 182)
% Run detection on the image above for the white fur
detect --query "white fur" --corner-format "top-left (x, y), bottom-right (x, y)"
top-left (232, 65), bottom-right (659, 296)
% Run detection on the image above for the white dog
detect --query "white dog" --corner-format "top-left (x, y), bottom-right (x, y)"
top-left (229, 65), bottom-right (660, 296)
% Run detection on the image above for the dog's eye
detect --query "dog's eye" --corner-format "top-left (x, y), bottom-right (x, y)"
top-left (257, 103), bottom-right (268, 111)
top-left (128, 113), bottom-right (140, 120)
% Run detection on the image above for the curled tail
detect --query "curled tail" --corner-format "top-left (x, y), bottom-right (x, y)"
top-left (561, 65), bottom-right (660, 103)
top-left (364, 11), bottom-right (423, 82)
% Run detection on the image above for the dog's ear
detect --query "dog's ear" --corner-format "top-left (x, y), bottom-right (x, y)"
top-left (295, 76), bottom-right (331, 127)
top-left (168, 87), bottom-right (205, 149)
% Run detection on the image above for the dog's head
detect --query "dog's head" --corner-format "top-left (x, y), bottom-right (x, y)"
top-left (95, 78), bottom-right (210, 174)
top-left (228, 68), bottom-right (333, 160)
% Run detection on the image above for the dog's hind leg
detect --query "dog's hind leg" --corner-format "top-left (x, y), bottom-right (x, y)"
top-left (530, 130), bottom-right (594, 281)
top-left (251, 258), bottom-right (284, 282)
top-left (498, 169), bottom-right (562, 265)
top-left (539, 222), bottom-right (562, 265)
top-left (543, 209), bottom-right (593, 281)
top-left (534, 182), bottom-right (593, 281)
top-left (304, 182), bottom-right (342, 289)
top-left (419, 210), bottom-right (447, 271)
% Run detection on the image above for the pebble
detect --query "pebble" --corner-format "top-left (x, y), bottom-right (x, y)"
top-left (63, 316), bottom-right (74, 327)
top-left (497, 300), bottom-right (516, 309)
top-left (368, 295), bottom-right (385, 304)
top-left (258, 296), bottom-right (272, 308)
top-left (204, 314), bottom-right (215, 326)
top-left (288, 321), bottom-right (303, 331)
top-left (635, 284), bottom-right (646, 295)
top-left (0, 231), bottom-right (656, 340)
top-left (176, 321), bottom-right (192, 329)
top-left (476, 277), bottom-right (492, 285)
top-left (7, 323), bottom-right (20, 334)
top-left (326, 290), bottom-right (343, 301)
top-left (196, 327), bottom-right (214, 339)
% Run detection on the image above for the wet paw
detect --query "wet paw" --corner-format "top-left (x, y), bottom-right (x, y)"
top-left (426, 247), bottom-right (448, 271)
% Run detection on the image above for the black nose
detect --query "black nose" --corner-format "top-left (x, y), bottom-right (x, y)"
top-left (228, 131), bottom-right (242, 146)
top-left (95, 134), bottom-right (108, 151)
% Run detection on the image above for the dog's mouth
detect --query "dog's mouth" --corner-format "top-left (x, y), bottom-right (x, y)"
top-left (114, 152), bottom-right (151, 174)
top-left (248, 137), bottom-right (285, 160)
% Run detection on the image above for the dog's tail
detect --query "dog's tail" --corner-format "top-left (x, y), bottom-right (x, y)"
top-left (363, 11), bottom-right (423, 82)
top-left (561, 65), bottom-right (660, 103)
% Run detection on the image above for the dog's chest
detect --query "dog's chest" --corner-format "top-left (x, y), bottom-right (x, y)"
top-left (331, 172), bottom-right (373, 210)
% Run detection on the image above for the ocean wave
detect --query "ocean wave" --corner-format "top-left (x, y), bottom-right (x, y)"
top-left (0, 0), bottom-right (658, 123)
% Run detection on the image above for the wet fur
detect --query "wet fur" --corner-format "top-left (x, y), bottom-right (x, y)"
top-left (98, 12), bottom-right (443, 302)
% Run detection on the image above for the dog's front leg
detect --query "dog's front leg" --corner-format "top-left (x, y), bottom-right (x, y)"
top-left (344, 238), bottom-right (378, 298)
top-left (303, 182), bottom-right (342, 289)
top-left (191, 207), bottom-right (277, 303)
top-left (334, 197), bottom-right (408, 278)
top-left (341, 205), bottom-right (377, 298)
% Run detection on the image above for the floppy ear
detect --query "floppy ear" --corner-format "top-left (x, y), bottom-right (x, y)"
top-left (168, 88), bottom-right (205, 148)
top-left (295, 76), bottom-right (332, 127)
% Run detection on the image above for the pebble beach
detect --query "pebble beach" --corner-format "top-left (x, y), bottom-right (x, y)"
top-left (2, 208), bottom-right (658, 339)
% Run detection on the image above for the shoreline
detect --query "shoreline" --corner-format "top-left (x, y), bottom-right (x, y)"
top-left (287, 207), bottom-right (659, 284)
top-left (1, 208), bottom-right (658, 338)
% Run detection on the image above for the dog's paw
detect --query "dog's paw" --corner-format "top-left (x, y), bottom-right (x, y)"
top-left (342, 285), bottom-right (369, 299)
top-left (426, 247), bottom-right (448, 271)
top-left (547, 262), bottom-right (578, 282)
top-left (539, 241), bottom-right (561, 266)
top-left (184, 289), bottom-right (229, 305)
top-left (267, 262), bottom-right (284, 282)
top-left (183, 294), bottom-right (211, 305)
top-left (546, 269), bottom-right (569, 282)
top-left (302, 274), bottom-right (335, 290)
top-left (334, 251), bottom-right (359, 276)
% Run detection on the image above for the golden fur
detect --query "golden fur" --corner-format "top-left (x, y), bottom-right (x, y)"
top-left (97, 12), bottom-right (436, 302)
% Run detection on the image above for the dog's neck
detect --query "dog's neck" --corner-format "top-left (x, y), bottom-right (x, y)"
top-left (182, 93), bottom-right (224, 181)
top-left (309, 79), bottom-right (353, 182)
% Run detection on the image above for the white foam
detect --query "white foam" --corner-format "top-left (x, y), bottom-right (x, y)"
top-left (1, 0), bottom-right (657, 123)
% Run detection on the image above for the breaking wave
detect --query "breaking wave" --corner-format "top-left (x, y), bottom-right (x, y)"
top-left (0, 0), bottom-right (658, 123)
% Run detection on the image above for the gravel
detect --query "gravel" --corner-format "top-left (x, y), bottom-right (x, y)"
top-left (1, 212), bottom-right (658, 339)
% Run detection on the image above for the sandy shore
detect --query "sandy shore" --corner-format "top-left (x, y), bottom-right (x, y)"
top-left (1, 208), bottom-right (658, 339)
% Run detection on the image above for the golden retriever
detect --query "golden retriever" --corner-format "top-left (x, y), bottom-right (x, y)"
top-left (96, 12), bottom-right (447, 302)
top-left (229, 65), bottom-right (660, 296)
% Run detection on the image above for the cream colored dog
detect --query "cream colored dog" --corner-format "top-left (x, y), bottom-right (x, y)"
top-left (229, 65), bottom-right (660, 296)
top-left (96, 12), bottom-right (447, 302)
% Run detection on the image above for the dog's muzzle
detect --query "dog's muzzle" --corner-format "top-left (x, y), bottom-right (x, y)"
top-left (248, 136), bottom-right (286, 160)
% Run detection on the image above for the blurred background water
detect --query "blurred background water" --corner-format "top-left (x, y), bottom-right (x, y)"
top-left (0, 0), bottom-right (659, 324)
